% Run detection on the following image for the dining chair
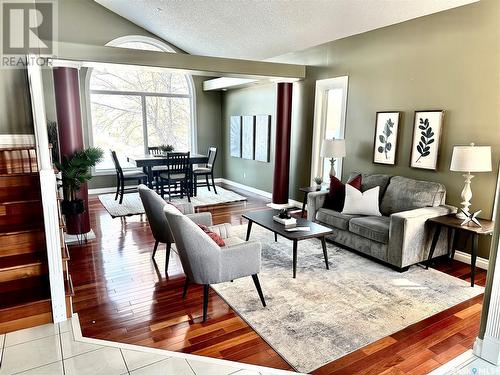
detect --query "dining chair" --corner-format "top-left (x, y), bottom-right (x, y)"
top-left (193, 147), bottom-right (217, 196)
top-left (159, 151), bottom-right (191, 202)
top-left (111, 150), bottom-right (148, 204)
top-left (148, 146), bottom-right (168, 192)
top-left (164, 203), bottom-right (266, 322)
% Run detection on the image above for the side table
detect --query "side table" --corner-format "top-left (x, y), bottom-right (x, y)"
top-left (426, 214), bottom-right (494, 287)
top-left (299, 186), bottom-right (328, 216)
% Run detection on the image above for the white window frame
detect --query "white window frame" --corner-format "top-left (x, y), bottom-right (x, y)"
top-left (310, 76), bottom-right (349, 183)
top-left (85, 35), bottom-right (197, 175)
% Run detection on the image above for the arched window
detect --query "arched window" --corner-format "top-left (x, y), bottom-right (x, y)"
top-left (88, 36), bottom-right (196, 171)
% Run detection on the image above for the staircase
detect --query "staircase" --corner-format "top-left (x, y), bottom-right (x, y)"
top-left (0, 146), bottom-right (73, 334)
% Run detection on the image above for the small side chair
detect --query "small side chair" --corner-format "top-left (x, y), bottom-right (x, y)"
top-left (193, 147), bottom-right (217, 195)
top-left (111, 150), bottom-right (147, 204)
top-left (164, 203), bottom-right (266, 322)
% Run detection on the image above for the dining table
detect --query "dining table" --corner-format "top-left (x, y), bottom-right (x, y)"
top-left (127, 153), bottom-right (209, 195)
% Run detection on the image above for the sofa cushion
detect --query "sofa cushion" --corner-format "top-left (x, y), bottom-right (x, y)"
top-left (323, 174), bottom-right (362, 211)
top-left (316, 208), bottom-right (358, 231)
top-left (350, 172), bottom-right (392, 202)
top-left (380, 176), bottom-right (446, 215)
top-left (349, 216), bottom-right (390, 244)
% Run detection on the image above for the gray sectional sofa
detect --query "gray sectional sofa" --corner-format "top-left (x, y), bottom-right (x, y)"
top-left (307, 173), bottom-right (457, 271)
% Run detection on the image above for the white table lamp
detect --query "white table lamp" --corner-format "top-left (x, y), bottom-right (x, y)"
top-left (450, 143), bottom-right (492, 219)
top-left (320, 138), bottom-right (346, 178)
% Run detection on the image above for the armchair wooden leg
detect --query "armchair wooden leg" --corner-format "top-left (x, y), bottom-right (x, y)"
top-left (165, 242), bottom-right (171, 273)
top-left (152, 240), bottom-right (159, 259)
top-left (182, 278), bottom-right (189, 299)
top-left (203, 284), bottom-right (209, 322)
top-left (252, 274), bottom-right (266, 307)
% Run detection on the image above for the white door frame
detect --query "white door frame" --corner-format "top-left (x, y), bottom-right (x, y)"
top-left (27, 55), bottom-right (67, 322)
top-left (310, 76), bottom-right (349, 183)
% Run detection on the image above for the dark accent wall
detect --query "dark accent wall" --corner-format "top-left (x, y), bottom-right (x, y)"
top-left (223, 0), bottom-right (499, 258)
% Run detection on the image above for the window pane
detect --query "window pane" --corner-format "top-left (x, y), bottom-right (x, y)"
top-left (90, 65), bottom-right (189, 95)
top-left (322, 88), bottom-right (344, 181)
top-left (146, 96), bottom-right (191, 152)
top-left (90, 94), bottom-right (143, 170)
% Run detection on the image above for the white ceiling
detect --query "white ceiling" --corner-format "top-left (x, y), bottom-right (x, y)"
top-left (95, 0), bottom-right (478, 60)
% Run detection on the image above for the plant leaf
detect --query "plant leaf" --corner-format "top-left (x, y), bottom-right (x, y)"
top-left (379, 135), bottom-right (385, 143)
top-left (377, 146), bottom-right (384, 153)
top-left (386, 143), bottom-right (392, 151)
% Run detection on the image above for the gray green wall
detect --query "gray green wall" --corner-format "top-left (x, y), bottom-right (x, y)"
top-left (35, 0), bottom-right (222, 189)
top-left (221, 84), bottom-right (276, 192)
top-left (223, 0), bottom-right (499, 258)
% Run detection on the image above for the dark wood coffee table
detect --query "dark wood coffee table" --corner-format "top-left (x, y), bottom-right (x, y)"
top-left (243, 210), bottom-right (334, 278)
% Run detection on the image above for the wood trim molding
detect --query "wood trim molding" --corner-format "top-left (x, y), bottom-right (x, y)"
top-left (0, 134), bottom-right (35, 147)
top-left (453, 250), bottom-right (489, 270)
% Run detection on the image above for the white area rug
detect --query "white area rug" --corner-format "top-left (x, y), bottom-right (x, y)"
top-left (212, 225), bottom-right (484, 373)
top-left (98, 186), bottom-right (247, 218)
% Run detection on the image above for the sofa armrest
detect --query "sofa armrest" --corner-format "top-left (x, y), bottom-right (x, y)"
top-left (186, 212), bottom-right (213, 226)
top-left (219, 241), bottom-right (262, 282)
top-left (207, 223), bottom-right (233, 239)
top-left (307, 191), bottom-right (329, 221)
top-left (388, 205), bottom-right (457, 267)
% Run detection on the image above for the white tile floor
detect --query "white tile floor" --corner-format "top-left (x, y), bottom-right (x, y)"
top-left (431, 350), bottom-right (500, 374)
top-left (0, 315), bottom-right (299, 375)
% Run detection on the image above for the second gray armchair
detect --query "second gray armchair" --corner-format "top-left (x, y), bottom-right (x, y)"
top-left (164, 203), bottom-right (266, 322)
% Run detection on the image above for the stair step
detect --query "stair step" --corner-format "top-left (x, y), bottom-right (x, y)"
top-left (0, 174), bottom-right (41, 202)
top-left (0, 200), bottom-right (43, 228)
top-left (0, 276), bottom-right (52, 334)
top-left (0, 227), bottom-right (46, 257)
top-left (0, 253), bottom-right (47, 282)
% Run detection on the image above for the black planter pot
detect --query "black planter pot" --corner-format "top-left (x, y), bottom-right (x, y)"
top-left (61, 199), bottom-right (85, 216)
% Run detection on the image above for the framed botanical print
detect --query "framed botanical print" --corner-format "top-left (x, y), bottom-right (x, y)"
top-left (410, 110), bottom-right (445, 170)
top-left (373, 111), bottom-right (401, 165)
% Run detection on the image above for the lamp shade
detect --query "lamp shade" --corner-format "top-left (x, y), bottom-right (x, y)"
top-left (450, 144), bottom-right (492, 172)
top-left (320, 139), bottom-right (346, 158)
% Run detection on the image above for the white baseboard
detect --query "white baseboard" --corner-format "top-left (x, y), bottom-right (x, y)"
top-left (453, 250), bottom-right (489, 270)
top-left (89, 177), bottom-right (303, 209)
top-left (219, 178), bottom-right (302, 208)
top-left (0, 134), bottom-right (35, 147)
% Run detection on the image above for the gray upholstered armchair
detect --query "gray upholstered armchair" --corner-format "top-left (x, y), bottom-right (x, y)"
top-left (164, 203), bottom-right (266, 322)
top-left (138, 184), bottom-right (212, 272)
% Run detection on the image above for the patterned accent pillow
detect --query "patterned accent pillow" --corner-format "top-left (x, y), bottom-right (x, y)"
top-left (197, 224), bottom-right (226, 247)
top-left (323, 174), bottom-right (362, 212)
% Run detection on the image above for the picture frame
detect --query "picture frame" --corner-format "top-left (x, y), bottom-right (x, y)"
top-left (410, 110), bottom-right (445, 170)
top-left (229, 116), bottom-right (242, 158)
top-left (241, 115), bottom-right (255, 160)
top-left (372, 111), bottom-right (401, 165)
top-left (254, 115), bottom-right (271, 162)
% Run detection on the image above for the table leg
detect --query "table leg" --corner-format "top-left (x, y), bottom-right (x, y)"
top-left (321, 236), bottom-right (329, 270)
top-left (245, 221), bottom-right (253, 241)
top-left (292, 239), bottom-right (298, 279)
top-left (471, 234), bottom-right (478, 287)
top-left (450, 229), bottom-right (458, 260)
top-left (274, 232), bottom-right (278, 242)
top-left (426, 225), bottom-right (442, 269)
top-left (147, 166), bottom-right (153, 189)
top-left (301, 192), bottom-right (308, 217)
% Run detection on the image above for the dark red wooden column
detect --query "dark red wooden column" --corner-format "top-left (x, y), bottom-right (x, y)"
top-left (272, 82), bottom-right (293, 205)
top-left (53, 66), bottom-right (90, 235)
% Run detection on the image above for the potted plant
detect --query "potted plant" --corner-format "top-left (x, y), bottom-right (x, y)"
top-left (313, 176), bottom-right (323, 190)
top-left (159, 144), bottom-right (175, 154)
top-left (55, 147), bottom-right (104, 216)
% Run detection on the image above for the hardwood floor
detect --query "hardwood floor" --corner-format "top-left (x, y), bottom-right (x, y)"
top-left (70, 184), bottom-right (487, 374)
